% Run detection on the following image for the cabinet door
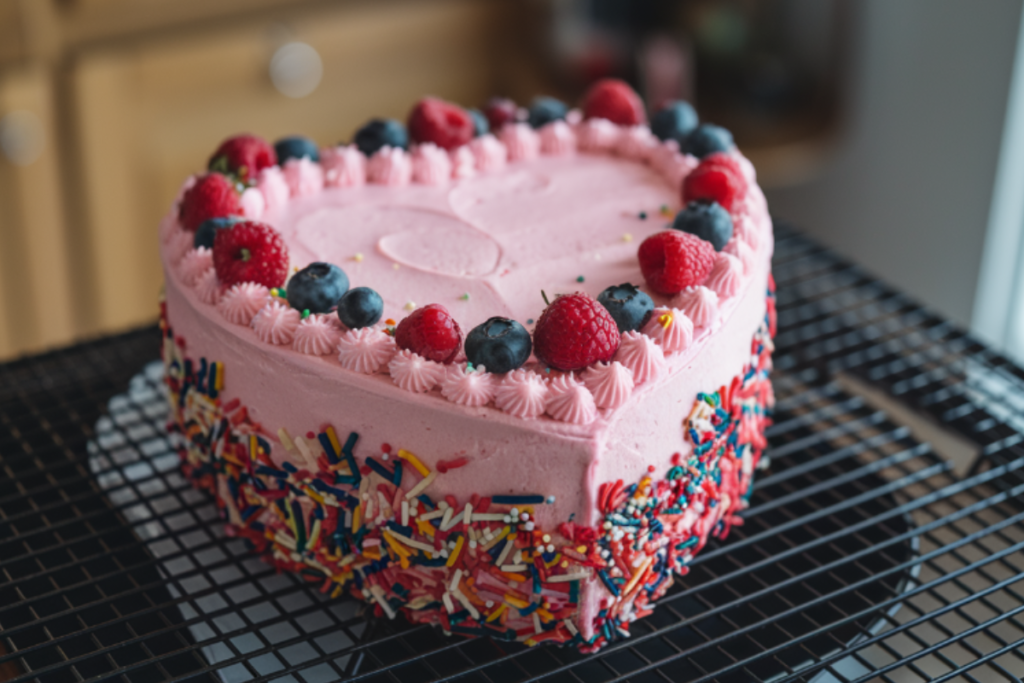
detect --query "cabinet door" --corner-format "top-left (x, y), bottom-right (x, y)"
top-left (69, 0), bottom-right (507, 336)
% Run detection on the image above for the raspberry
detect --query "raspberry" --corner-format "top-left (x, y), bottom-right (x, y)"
top-left (682, 153), bottom-right (748, 213)
top-left (581, 79), bottom-right (647, 126)
top-left (533, 293), bottom-right (620, 372)
top-left (212, 221), bottom-right (290, 288)
top-left (483, 97), bottom-right (518, 132)
top-left (208, 135), bottom-right (275, 184)
top-left (408, 98), bottom-right (475, 151)
top-left (638, 231), bottom-right (716, 295)
top-left (395, 304), bottom-right (463, 364)
top-left (179, 173), bottom-right (241, 232)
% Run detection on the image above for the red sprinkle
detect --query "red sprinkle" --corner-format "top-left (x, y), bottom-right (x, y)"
top-left (436, 456), bottom-right (469, 473)
top-left (381, 443), bottom-right (391, 453)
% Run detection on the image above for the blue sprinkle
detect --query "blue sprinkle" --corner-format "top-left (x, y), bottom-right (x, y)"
top-left (492, 495), bottom-right (545, 505)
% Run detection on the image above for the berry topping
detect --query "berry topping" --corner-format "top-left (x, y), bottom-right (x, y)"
top-left (637, 230), bottom-right (716, 295)
top-left (581, 79), bottom-right (646, 126)
top-left (212, 221), bottom-right (290, 289)
top-left (408, 97), bottom-right (475, 151)
top-left (274, 136), bottom-right (320, 164)
top-left (353, 119), bottom-right (408, 157)
top-left (533, 292), bottom-right (620, 371)
top-left (673, 200), bottom-right (734, 251)
top-left (286, 262), bottom-right (349, 314)
top-left (465, 317), bottom-right (532, 374)
top-left (208, 134), bottom-right (275, 184)
top-left (682, 153), bottom-right (748, 213)
top-left (337, 286), bottom-right (384, 329)
top-left (468, 108), bottom-right (489, 137)
top-left (394, 304), bottom-right (463, 364)
top-left (682, 123), bottom-right (734, 158)
top-left (179, 173), bottom-right (241, 232)
top-left (483, 97), bottom-right (518, 131)
top-left (651, 101), bottom-right (699, 144)
top-left (597, 283), bottom-right (655, 333)
top-left (527, 96), bottom-right (568, 129)
top-left (194, 216), bottom-right (242, 249)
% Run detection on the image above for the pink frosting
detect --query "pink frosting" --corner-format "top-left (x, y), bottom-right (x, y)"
top-left (251, 300), bottom-right (301, 345)
top-left (723, 237), bottom-right (755, 274)
top-left (367, 147), bottom-right (412, 186)
top-left (641, 308), bottom-right (694, 355)
top-left (674, 286), bottom-right (719, 330)
top-left (469, 134), bottom-right (507, 172)
top-left (283, 158), bottom-right (324, 198)
top-left (388, 349), bottom-right (446, 393)
top-left (539, 121), bottom-right (576, 156)
top-left (449, 145), bottom-right (476, 180)
top-left (734, 212), bottom-right (761, 251)
top-left (239, 187), bottom-right (265, 219)
top-left (576, 118), bottom-right (619, 153)
top-left (581, 361), bottom-right (634, 410)
top-left (321, 146), bottom-right (367, 188)
top-left (546, 374), bottom-right (597, 424)
top-left (494, 369), bottom-right (548, 419)
top-left (615, 126), bottom-right (658, 161)
top-left (257, 166), bottom-right (290, 213)
top-left (195, 267), bottom-right (222, 305)
top-left (336, 327), bottom-right (396, 374)
top-left (411, 143), bottom-right (452, 185)
top-left (217, 283), bottom-right (271, 326)
top-left (614, 331), bottom-right (666, 384)
top-left (706, 252), bottom-right (743, 299)
top-left (440, 365), bottom-right (497, 406)
top-left (292, 314), bottom-right (341, 356)
top-left (178, 247), bottom-right (213, 287)
top-left (167, 229), bottom-right (195, 264)
top-left (499, 123), bottom-right (540, 162)
top-left (732, 150), bottom-right (757, 184)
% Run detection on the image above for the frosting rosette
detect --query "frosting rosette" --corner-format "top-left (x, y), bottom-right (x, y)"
top-left (367, 147), bottom-right (412, 186)
top-left (469, 134), bottom-right (508, 172)
top-left (724, 237), bottom-right (755, 274)
top-left (195, 267), bottom-right (222, 305)
top-left (178, 247), bottom-right (213, 287)
top-left (641, 308), bottom-right (694, 355)
top-left (539, 120), bottom-right (576, 156)
top-left (336, 327), bottom-right (396, 374)
top-left (449, 145), bottom-right (476, 180)
top-left (615, 126), bottom-right (658, 161)
top-left (283, 157), bottom-right (324, 198)
top-left (217, 283), bottom-right (271, 326)
top-left (499, 123), bottom-right (540, 162)
top-left (388, 349), bottom-right (446, 393)
top-left (576, 118), bottom-right (619, 152)
top-left (582, 361), bottom-right (634, 410)
top-left (411, 143), bottom-right (453, 185)
top-left (292, 314), bottom-right (342, 356)
top-left (494, 369), bottom-right (548, 419)
top-left (674, 286), bottom-right (719, 330)
top-left (251, 300), bottom-right (301, 345)
top-left (257, 166), bottom-right (290, 213)
top-left (239, 187), bottom-right (265, 220)
top-left (440, 365), bottom-right (497, 407)
top-left (546, 374), bottom-right (597, 424)
top-left (321, 145), bottom-right (367, 188)
top-left (706, 253), bottom-right (743, 299)
top-left (615, 331), bottom-right (666, 384)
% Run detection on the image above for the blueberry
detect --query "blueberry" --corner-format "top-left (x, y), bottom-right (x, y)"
top-left (597, 284), bottom-right (654, 333)
top-left (468, 108), bottom-right (489, 137)
top-left (274, 136), bottom-right (320, 164)
top-left (194, 216), bottom-right (241, 250)
top-left (673, 200), bottom-right (733, 251)
top-left (286, 262), bottom-right (349, 314)
top-left (464, 317), bottom-right (532, 374)
top-left (337, 286), bottom-right (384, 329)
top-left (527, 96), bottom-right (568, 129)
top-left (682, 124), bottom-right (734, 158)
top-left (651, 101), bottom-right (699, 144)
top-left (353, 119), bottom-right (408, 157)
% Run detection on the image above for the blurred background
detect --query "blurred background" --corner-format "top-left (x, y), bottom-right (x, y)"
top-left (1, 0), bottom-right (1023, 362)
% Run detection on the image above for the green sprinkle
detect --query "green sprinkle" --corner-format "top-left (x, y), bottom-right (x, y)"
top-left (527, 319), bottom-right (534, 325)
top-left (541, 290), bottom-right (550, 306)
top-left (466, 362), bottom-right (475, 372)
top-left (576, 275), bottom-right (585, 283)
top-left (639, 211), bottom-right (647, 220)
top-left (460, 292), bottom-right (470, 300)
top-left (302, 309), bottom-right (310, 319)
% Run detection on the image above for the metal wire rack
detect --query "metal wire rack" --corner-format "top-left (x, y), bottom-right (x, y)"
top-left (2, 225), bottom-right (1024, 683)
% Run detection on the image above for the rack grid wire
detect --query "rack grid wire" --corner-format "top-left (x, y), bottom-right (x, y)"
top-left (2, 225), bottom-right (1024, 683)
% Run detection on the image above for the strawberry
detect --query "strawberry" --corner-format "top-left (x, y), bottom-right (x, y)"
top-left (179, 173), bottom-right (241, 232)
top-left (682, 153), bottom-right (748, 213)
top-left (581, 79), bottom-right (647, 126)
top-left (208, 134), bottom-right (276, 184)
top-left (533, 292), bottom-right (620, 371)
top-left (212, 221), bottom-right (290, 288)
top-left (638, 231), bottom-right (716, 295)
top-left (395, 304), bottom-right (463, 364)
top-left (408, 98), bottom-right (475, 151)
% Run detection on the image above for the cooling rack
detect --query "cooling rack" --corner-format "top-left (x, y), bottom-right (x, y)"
top-left (2, 225), bottom-right (1024, 683)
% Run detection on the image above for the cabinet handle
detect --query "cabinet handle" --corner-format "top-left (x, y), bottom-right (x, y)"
top-left (0, 110), bottom-right (44, 166)
top-left (269, 42), bottom-right (323, 99)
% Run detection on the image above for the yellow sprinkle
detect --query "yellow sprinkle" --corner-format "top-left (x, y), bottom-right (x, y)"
top-left (249, 434), bottom-right (258, 462)
top-left (622, 233), bottom-right (633, 242)
top-left (325, 426), bottom-right (342, 459)
top-left (404, 301), bottom-right (416, 311)
top-left (660, 205), bottom-right (673, 217)
top-left (446, 535), bottom-right (465, 567)
top-left (398, 449), bottom-right (431, 477)
top-left (330, 584), bottom-right (343, 599)
top-left (659, 312), bottom-right (673, 329)
top-left (392, 263), bottom-right (400, 270)
top-left (353, 253), bottom-right (364, 262)
top-left (277, 428), bottom-right (295, 452)
top-left (214, 363), bottom-right (224, 391)
top-left (352, 505), bottom-right (362, 532)
top-left (486, 603), bottom-right (507, 623)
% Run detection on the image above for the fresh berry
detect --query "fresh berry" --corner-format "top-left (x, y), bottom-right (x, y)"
top-left (533, 293), bottom-right (620, 371)
top-left (212, 221), bottom-right (290, 288)
top-left (651, 101), bottom-right (699, 144)
top-left (337, 287), bottom-right (384, 329)
top-left (637, 231), bottom-right (716, 295)
top-left (353, 119), bottom-right (408, 157)
top-left (208, 134), bottom-right (275, 183)
top-left (395, 304), bottom-right (463, 364)
top-left (286, 262), bottom-right (349, 314)
top-left (465, 317), bottom-right (532, 374)
top-left (468, 108), bottom-right (489, 137)
top-left (274, 136), bottom-right (320, 164)
top-left (673, 201), bottom-right (733, 251)
top-left (194, 216), bottom-right (242, 249)
top-left (597, 283), bottom-right (655, 333)
top-left (179, 173), bottom-right (241, 232)
top-left (682, 123), bottom-right (734, 158)
top-left (408, 97), bottom-right (475, 151)
top-left (682, 153), bottom-right (748, 213)
top-left (527, 96), bottom-right (568, 129)
top-left (581, 79), bottom-right (646, 125)
top-left (483, 97), bottom-right (518, 131)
